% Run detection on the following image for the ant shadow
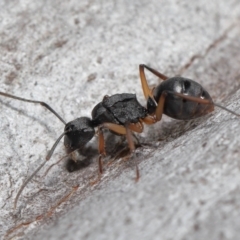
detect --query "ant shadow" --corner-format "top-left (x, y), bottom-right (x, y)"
top-left (65, 146), bottom-right (98, 172)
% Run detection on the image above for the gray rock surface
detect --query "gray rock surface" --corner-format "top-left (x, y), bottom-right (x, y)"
top-left (0, 0), bottom-right (240, 239)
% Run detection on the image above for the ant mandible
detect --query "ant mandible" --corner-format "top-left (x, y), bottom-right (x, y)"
top-left (0, 64), bottom-right (239, 209)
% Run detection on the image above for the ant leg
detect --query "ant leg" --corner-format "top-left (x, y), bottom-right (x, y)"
top-left (102, 122), bottom-right (144, 134)
top-left (141, 115), bottom-right (157, 125)
top-left (155, 92), bottom-right (168, 121)
top-left (125, 122), bottom-right (144, 181)
top-left (139, 64), bottom-right (169, 100)
top-left (139, 65), bottom-right (155, 100)
top-left (98, 127), bottom-right (106, 174)
top-left (101, 123), bottom-right (127, 134)
top-left (125, 125), bottom-right (140, 182)
top-left (100, 122), bottom-right (143, 180)
top-left (0, 92), bottom-right (66, 124)
top-left (132, 133), bottom-right (141, 146)
top-left (140, 64), bottom-right (169, 81)
top-left (101, 122), bottom-right (143, 179)
top-left (154, 91), bottom-right (215, 121)
top-left (154, 90), bottom-right (240, 121)
top-left (165, 91), bottom-right (240, 117)
top-left (97, 123), bottom-right (138, 174)
top-left (128, 122), bottom-right (144, 133)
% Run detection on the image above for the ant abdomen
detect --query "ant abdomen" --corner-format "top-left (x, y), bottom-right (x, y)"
top-left (152, 77), bottom-right (214, 120)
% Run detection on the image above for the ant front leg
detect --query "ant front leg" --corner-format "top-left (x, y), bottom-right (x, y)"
top-left (101, 122), bottom-right (144, 181)
top-left (97, 123), bottom-right (128, 174)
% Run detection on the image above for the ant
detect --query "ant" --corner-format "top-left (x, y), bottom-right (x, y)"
top-left (0, 64), bottom-right (239, 209)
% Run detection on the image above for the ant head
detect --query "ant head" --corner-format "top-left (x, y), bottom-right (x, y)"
top-left (64, 117), bottom-right (95, 151)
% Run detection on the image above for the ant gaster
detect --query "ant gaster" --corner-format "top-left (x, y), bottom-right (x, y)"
top-left (0, 64), bottom-right (239, 209)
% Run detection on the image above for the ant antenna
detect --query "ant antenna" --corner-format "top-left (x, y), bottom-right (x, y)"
top-left (14, 160), bottom-right (46, 209)
top-left (46, 132), bottom-right (67, 160)
top-left (0, 92), bottom-right (66, 125)
top-left (13, 131), bottom-right (68, 209)
top-left (0, 92), bottom-right (70, 208)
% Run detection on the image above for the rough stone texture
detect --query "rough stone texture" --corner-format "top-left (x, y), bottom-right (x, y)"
top-left (0, 0), bottom-right (240, 239)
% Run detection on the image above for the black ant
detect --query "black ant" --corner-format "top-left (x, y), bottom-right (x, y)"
top-left (0, 64), bottom-right (239, 209)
